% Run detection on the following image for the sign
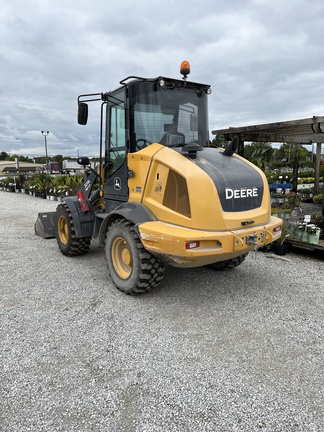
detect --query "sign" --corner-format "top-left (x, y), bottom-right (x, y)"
top-left (48, 161), bottom-right (60, 172)
top-left (114, 177), bottom-right (121, 190)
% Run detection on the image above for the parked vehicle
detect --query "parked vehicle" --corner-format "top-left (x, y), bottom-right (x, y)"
top-left (35, 61), bottom-right (282, 294)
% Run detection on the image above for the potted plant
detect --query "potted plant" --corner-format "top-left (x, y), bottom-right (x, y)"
top-left (3, 177), bottom-right (14, 192)
top-left (270, 192), bottom-right (284, 205)
top-left (311, 213), bottom-right (324, 229)
top-left (271, 207), bottom-right (292, 220)
top-left (307, 225), bottom-right (321, 245)
top-left (274, 234), bottom-right (290, 255)
top-left (274, 223), bottom-right (290, 255)
top-left (295, 223), bottom-right (305, 239)
top-left (313, 194), bottom-right (323, 204)
top-left (302, 224), bottom-right (309, 242)
top-left (286, 192), bottom-right (301, 209)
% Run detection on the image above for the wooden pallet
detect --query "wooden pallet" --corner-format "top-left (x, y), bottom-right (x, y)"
top-left (286, 237), bottom-right (324, 252)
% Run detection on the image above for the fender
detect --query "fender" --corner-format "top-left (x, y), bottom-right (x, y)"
top-left (98, 201), bottom-right (156, 245)
top-left (63, 197), bottom-right (96, 238)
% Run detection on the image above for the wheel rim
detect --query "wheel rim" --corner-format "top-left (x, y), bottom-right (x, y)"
top-left (111, 236), bottom-right (132, 279)
top-left (58, 215), bottom-right (69, 245)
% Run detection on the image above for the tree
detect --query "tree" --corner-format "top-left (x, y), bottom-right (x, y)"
top-left (273, 143), bottom-right (313, 168)
top-left (52, 154), bottom-right (64, 164)
top-left (210, 134), bottom-right (227, 148)
top-left (0, 151), bottom-right (9, 160)
top-left (244, 142), bottom-right (274, 170)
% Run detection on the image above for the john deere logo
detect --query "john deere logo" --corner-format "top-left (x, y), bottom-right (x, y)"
top-left (225, 187), bottom-right (258, 199)
top-left (114, 177), bottom-right (121, 190)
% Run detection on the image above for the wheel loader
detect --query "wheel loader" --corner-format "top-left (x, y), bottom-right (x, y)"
top-left (35, 61), bottom-right (282, 294)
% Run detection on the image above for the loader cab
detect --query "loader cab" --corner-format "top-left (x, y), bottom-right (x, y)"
top-left (78, 73), bottom-right (211, 212)
top-left (126, 77), bottom-right (211, 152)
top-left (104, 76), bottom-right (211, 208)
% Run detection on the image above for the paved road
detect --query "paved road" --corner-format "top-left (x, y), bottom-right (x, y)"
top-left (1, 191), bottom-right (323, 431)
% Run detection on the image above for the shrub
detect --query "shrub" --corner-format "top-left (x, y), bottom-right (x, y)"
top-left (286, 192), bottom-right (301, 208)
top-left (311, 212), bottom-right (324, 228)
top-left (313, 194), bottom-right (323, 204)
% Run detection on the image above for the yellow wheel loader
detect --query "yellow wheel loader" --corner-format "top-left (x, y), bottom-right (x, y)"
top-left (36, 61), bottom-right (282, 294)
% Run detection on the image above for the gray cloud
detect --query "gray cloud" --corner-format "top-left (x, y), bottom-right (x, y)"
top-left (0, 0), bottom-right (323, 157)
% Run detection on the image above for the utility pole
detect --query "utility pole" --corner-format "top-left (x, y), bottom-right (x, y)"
top-left (41, 131), bottom-right (50, 172)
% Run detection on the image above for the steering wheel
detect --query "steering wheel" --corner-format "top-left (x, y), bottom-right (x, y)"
top-left (136, 138), bottom-right (152, 150)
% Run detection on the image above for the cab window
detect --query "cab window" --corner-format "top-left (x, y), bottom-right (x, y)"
top-left (106, 89), bottom-right (126, 176)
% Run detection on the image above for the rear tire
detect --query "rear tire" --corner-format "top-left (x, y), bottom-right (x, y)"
top-left (56, 203), bottom-right (91, 256)
top-left (207, 253), bottom-right (248, 270)
top-left (105, 219), bottom-right (165, 294)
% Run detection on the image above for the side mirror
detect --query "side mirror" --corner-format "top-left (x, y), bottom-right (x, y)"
top-left (78, 102), bottom-right (88, 125)
top-left (77, 157), bottom-right (90, 167)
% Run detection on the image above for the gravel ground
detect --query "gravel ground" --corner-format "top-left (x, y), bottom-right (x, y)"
top-left (1, 191), bottom-right (323, 432)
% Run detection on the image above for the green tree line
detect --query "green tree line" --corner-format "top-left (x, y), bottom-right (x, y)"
top-left (210, 137), bottom-right (316, 171)
top-left (0, 152), bottom-right (75, 165)
top-left (1, 140), bottom-right (319, 172)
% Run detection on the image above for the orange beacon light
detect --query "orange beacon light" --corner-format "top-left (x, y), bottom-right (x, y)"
top-left (180, 61), bottom-right (190, 80)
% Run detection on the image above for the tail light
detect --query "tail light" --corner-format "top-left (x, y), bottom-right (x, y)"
top-left (76, 191), bottom-right (89, 213)
top-left (186, 241), bottom-right (200, 249)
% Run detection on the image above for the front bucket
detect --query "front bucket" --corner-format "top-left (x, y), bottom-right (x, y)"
top-left (35, 212), bottom-right (57, 239)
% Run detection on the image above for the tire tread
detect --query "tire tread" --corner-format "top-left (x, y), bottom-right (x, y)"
top-left (106, 219), bottom-right (165, 295)
top-left (56, 203), bottom-right (91, 256)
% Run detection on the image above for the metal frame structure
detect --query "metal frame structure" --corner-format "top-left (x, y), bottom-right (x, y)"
top-left (212, 116), bottom-right (324, 214)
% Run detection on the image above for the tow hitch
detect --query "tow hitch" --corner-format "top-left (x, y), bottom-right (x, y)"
top-left (246, 232), bottom-right (259, 257)
top-left (246, 233), bottom-right (258, 246)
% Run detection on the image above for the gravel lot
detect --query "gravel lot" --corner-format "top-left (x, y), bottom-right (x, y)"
top-left (1, 191), bottom-right (323, 432)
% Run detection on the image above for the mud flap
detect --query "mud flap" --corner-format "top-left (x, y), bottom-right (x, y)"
top-left (34, 212), bottom-right (57, 239)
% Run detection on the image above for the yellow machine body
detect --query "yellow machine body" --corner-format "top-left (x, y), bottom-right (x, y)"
top-left (128, 144), bottom-right (282, 267)
top-left (49, 69), bottom-right (283, 294)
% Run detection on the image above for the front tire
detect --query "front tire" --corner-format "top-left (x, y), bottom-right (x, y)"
top-left (56, 203), bottom-right (91, 256)
top-left (105, 219), bottom-right (165, 294)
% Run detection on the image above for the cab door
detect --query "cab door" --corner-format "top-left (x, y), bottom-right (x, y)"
top-left (104, 88), bottom-right (129, 210)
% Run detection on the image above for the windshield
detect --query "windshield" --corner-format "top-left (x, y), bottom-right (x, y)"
top-left (128, 81), bottom-right (209, 150)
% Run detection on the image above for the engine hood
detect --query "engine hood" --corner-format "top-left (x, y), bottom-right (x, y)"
top-left (187, 147), bottom-right (264, 212)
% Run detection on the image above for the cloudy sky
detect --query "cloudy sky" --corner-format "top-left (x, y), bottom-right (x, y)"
top-left (1, 0), bottom-right (323, 158)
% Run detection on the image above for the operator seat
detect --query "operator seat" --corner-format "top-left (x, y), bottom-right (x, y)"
top-left (160, 132), bottom-right (185, 146)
